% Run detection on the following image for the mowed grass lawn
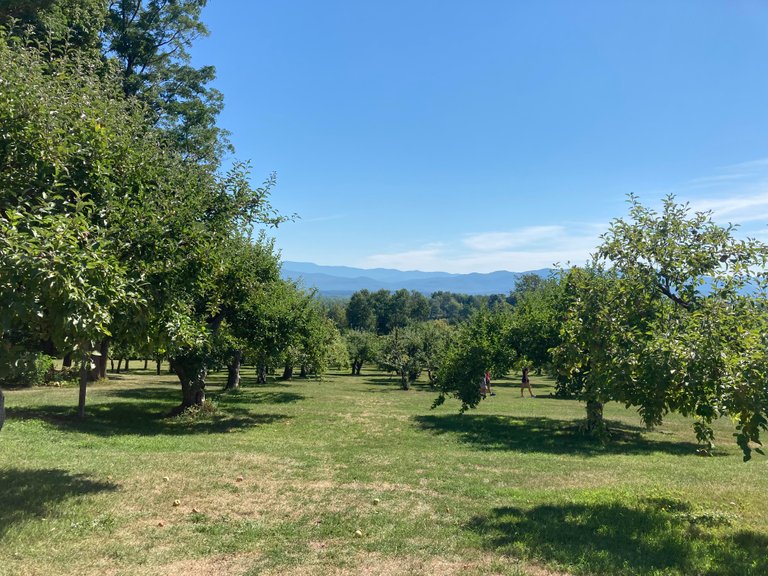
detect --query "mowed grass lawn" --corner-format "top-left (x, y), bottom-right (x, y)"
top-left (1, 369), bottom-right (766, 576)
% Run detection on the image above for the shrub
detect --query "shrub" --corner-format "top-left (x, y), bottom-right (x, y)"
top-left (0, 352), bottom-right (55, 387)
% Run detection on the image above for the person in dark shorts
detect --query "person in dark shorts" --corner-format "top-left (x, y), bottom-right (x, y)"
top-left (521, 366), bottom-right (535, 397)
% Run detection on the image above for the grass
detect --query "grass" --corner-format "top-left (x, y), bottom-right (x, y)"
top-left (1, 368), bottom-right (766, 576)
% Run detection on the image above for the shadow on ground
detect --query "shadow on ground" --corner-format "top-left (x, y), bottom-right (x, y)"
top-left (414, 413), bottom-right (705, 457)
top-left (111, 385), bottom-right (305, 406)
top-left (0, 468), bottom-right (118, 538)
top-left (468, 499), bottom-right (768, 576)
top-left (7, 400), bottom-right (290, 437)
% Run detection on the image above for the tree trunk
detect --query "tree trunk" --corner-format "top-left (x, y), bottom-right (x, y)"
top-left (63, 354), bottom-right (72, 368)
top-left (282, 364), bottom-right (293, 380)
top-left (0, 388), bottom-right (5, 432)
top-left (116, 358), bottom-right (122, 373)
top-left (124, 358), bottom-right (130, 371)
top-left (144, 358), bottom-right (148, 370)
top-left (97, 339), bottom-right (109, 379)
top-left (400, 369), bottom-right (409, 391)
top-left (257, 364), bottom-right (267, 384)
top-left (78, 354), bottom-right (89, 419)
top-left (170, 357), bottom-right (207, 411)
top-left (110, 358), bottom-right (115, 371)
top-left (156, 357), bottom-right (162, 375)
top-left (300, 365), bottom-right (308, 378)
top-left (226, 351), bottom-right (242, 389)
top-left (585, 399), bottom-right (605, 434)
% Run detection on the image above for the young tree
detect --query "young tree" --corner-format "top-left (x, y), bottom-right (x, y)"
top-left (344, 330), bottom-right (379, 375)
top-left (378, 327), bottom-right (422, 390)
top-left (433, 308), bottom-right (517, 410)
top-left (412, 320), bottom-right (454, 387)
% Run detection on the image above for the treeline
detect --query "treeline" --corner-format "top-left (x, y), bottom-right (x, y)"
top-left (321, 289), bottom-right (513, 333)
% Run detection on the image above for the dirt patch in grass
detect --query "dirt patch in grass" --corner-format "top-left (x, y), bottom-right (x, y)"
top-left (260, 551), bottom-right (571, 575)
top-left (126, 551), bottom-right (261, 576)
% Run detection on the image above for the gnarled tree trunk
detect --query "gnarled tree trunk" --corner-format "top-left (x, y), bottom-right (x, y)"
top-left (170, 357), bottom-right (207, 411)
top-left (226, 350), bottom-right (242, 389)
top-left (585, 399), bottom-right (605, 434)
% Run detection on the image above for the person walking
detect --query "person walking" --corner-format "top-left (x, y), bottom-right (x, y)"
top-left (521, 366), bottom-right (535, 397)
top-left (479, 375), bottom-right (488, 399)
top-left (485, 370), bottom-right (495, 396)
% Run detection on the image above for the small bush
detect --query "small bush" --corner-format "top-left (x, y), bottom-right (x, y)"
top-left (175, 399), bottom-right (220, 421)
top-left (0, 352), bottom-right (55, 387)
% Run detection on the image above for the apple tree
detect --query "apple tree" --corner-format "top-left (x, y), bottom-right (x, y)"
top-left (553, 195), bottom-right (768, 459)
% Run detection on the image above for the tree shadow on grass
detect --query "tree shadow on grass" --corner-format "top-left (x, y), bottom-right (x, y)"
top-left (0, 468), bottom-right (118, 538)
top-left (365, 376), bottom-right (401, 386)
top-left (7, 402), bottom-right (290, 437)
top-left (110, 385), bottom-right (180, 402)
top-left (363, 377), bottom-right (436, 392)
top-left (467, 499), bottom-right (768, 576)
top-left (414, 413), bottom-right (706, 457)
top-left (214, 389), bottom-right (305, 406)
top-left (110, 386), bottom-right (305, 406)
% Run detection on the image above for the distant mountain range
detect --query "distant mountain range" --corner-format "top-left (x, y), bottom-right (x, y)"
top-left (280, 261), bottom-right (552, 297)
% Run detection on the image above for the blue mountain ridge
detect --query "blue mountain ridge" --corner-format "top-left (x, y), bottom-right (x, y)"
top-left (280, 261), bottom-right (552, 296)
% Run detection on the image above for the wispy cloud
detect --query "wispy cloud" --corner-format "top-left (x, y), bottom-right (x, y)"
top-left (652, 157), bottom-right (768, 230)
top-left (360, 158), bottom-right (768, 274)
top-left (687, 191), bottom-right (768, 224)
top-left (462, 226), bottom-right (565, 251)
top-left (300, 214), bottom-right (347, 224)
top-left (685, 173), bottom-right (750, 189)
top-left (361, 224), bottom-right (604, 273)
top-left (717, 156), bottom-right (768, 172)
top-left (363, 247), bottom-right (445, 271)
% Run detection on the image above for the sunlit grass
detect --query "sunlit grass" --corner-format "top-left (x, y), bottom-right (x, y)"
top-left (1, 368), bottom-right (765, 575)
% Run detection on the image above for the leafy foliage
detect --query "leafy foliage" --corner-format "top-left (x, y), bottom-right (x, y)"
top-left (553, 196), bottom-right (768, 459)
top-left (434, 307), bottom-right (517, 411)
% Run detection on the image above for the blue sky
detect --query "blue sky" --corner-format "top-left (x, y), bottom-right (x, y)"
top-left (191, 0), bottom-right (768, 273)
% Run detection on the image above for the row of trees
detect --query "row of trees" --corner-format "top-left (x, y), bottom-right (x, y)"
top-left (0, 1), bottom-right (343, 418)
top-left (432, 196), bottom-right (767, 461)
top-left (337, 289), bottom-right (502, 333)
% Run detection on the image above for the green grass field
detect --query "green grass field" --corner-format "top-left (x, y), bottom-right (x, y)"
top-left (1, 369), bottom-right (766, 576)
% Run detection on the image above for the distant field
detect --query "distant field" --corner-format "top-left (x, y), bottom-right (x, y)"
top-left (1, 369), bottom-right (766, 576)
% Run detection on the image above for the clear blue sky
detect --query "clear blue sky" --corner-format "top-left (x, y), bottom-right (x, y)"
top-left (191, 0), bottom-right (768, 273)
